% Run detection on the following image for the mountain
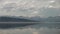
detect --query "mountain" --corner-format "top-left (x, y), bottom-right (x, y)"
top-left (0, 16), bottom-right (37, 22)
top-left (25, 16), bottom-right (47, 22)
top-left (46, 16), bottom-right (60, 22)
top-left (29, 16), bottom-right (42, 21)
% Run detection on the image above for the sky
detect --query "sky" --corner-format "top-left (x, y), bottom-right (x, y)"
top-left (0, 0), bottom-right (60, 17)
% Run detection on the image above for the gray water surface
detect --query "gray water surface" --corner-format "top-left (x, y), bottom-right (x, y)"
top-left (0, 22), bottom-right (60, 34)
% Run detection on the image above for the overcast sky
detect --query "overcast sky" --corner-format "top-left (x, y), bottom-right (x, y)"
top-left (0, 0), bottom-right (60, 17)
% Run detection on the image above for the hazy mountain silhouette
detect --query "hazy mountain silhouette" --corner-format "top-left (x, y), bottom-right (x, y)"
top-left (0, 16), bottom-right (37, 22)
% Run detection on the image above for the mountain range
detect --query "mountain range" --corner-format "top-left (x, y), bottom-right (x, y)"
top-left (0, 16), bottom-right (37, 22)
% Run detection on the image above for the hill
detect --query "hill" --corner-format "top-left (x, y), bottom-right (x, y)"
top-left (0, 16), bottom-right (37, 22)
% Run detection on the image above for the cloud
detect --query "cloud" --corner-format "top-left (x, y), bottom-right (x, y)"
top-left (0, 0), bottom-right (60, 17)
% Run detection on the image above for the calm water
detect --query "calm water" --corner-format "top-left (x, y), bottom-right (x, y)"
top-left (0, 22), bottom-right (60, 34)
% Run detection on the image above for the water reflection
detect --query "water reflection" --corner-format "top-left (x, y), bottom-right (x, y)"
top-left (0, 22), bottom-right (60, 34)
top-left (0, 27), bottom-right (60, 34)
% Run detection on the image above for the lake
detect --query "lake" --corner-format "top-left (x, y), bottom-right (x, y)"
top-left (0, 22), bottom-right (60, 34)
